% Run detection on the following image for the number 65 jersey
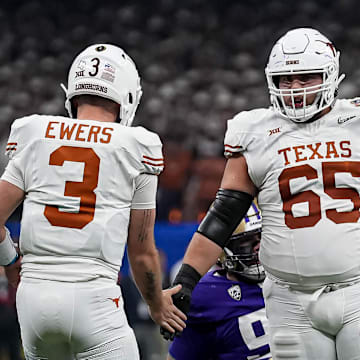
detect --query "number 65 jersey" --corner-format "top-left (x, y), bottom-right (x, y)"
top-left (1, 115), bottom-right (164, 282)
top-left (224, 99), bottom-right (360, 288)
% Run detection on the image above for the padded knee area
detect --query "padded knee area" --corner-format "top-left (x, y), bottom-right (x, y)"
top-left (272, 331), bottom-right (302, 359)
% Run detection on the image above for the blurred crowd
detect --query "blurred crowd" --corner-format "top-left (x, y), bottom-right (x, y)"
top-left (1, 0), bottom-right (360, 223)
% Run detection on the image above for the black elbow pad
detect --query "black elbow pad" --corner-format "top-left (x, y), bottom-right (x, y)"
top-left (197, 189), bottom-right (253, 248)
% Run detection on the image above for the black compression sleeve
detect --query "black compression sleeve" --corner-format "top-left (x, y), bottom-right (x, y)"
top-left (196, 188), bottom-right (253, 248)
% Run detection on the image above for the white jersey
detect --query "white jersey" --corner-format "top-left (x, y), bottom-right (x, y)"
top-left (1, 115), bottom-right (163, 282)
top-left (224, 98), bottom-right (360, 288)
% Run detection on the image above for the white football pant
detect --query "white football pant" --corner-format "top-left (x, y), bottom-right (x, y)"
top-left (16, 277), bottom-right (139, 360)
top-left (263, 277), bottom-right (360, 360)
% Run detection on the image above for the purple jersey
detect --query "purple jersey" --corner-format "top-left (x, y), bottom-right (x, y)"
top-left (169, 270), bottom-right (271, 360)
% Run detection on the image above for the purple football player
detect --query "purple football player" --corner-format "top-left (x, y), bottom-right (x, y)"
top-left (168, 202), bottom-right (272, 360)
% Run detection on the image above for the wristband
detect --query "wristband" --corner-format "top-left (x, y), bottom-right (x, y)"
top-left (6, 253), bottom-right (19, 267)
top-left (0, 228), bottom-right (17, 266)
top-left (173, 264), bottom-right (201, 292)
top-left (161, 264), bottom-right (201, 341)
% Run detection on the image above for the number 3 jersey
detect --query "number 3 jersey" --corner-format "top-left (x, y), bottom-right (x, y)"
top-left (224, 98), bottom-right (360, 288)
top-left (1, 115), bottom-right (164, 282)
top-left (169, 270), bottom-right (271, 360)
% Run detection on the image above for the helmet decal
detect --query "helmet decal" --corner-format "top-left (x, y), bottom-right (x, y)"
top-left (61, 44), bottom-right (142, 126)
top-left (95, 45), bottom-right (106, 52)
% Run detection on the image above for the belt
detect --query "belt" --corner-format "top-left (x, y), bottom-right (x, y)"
top-left (266, 272), bottom-right (360, 292)
top-left (323, 281), bottom-right (358, 293)
top-left (308, 280), bottom-right (360, 304)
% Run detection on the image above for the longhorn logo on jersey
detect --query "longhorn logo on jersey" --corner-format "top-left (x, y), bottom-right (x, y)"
top-left (108, 297), bottom-right (120, 308)
top-left (227, 285), bottom-right (242, 301)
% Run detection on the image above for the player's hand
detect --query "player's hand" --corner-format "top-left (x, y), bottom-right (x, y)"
top-left (160, 284), bottom-right (192, 341)
top-left (149, 284), bottom-right (187, 338)
top-left (4, 254), bottom-right (22, 289)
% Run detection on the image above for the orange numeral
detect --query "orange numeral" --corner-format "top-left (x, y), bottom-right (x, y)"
top-left (278, 161), bottom-right (360, 229)
top-left (44, 146), bottom-right (100, 229)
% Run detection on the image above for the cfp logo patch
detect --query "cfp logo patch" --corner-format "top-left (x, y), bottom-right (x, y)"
top-left (227, 285), bottom-right (242, 301)
top-left (351, 98), bottom-right (360, 107)
top-left (77, 60), bottom-right (86, 71)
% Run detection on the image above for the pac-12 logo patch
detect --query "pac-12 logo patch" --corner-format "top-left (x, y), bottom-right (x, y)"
top-left (227, 285), bottom-right (242, 301)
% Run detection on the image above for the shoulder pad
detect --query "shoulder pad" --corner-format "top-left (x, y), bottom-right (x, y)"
top-left (130, 127), bottom-right (164, 175)
top-left (224, 108), bottom-right (268, 158)
top-left (331, 98), bottom-right (360, 116)
top-left (5, 115), bottom-right (38, 159)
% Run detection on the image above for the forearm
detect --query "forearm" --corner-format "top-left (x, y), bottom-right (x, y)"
top-left (0, 180), bottom-right (25, 239)
top-left (182, 232), bottom-right (223, 275)
top-left (127, 207), bottom-right (163, 310)
top-left (0, 180), bottom-right (24, 245)
top-left (129, 248), bottom-right (163, 310)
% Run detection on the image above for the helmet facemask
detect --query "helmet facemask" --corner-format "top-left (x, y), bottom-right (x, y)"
top-left (265, 28), bottom-right (345, 123)
top-left (222, 230), bottom-right (265, 284)
top-left (218, 200), bottom-right (264, 283)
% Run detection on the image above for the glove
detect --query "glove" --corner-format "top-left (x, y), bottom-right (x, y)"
top-left (171, 285), bottom-right (192, 314)
top-left (160, 264), bottom-right (201, 341)
top-left (160, 286), bottom-right (192, 341)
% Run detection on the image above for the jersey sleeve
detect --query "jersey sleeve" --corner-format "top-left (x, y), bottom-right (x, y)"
top-left (131, 173), bottom-right (158, 209)
top-left (1, 116), bottom-right (34, 190)
top-left (133, 127), bottom-right (164, 175)
top-left (224, 110), bottom-right (263, 158)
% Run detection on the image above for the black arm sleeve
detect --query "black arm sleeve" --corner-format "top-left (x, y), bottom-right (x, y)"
top-left (196, 188), bottom-right (253, 248)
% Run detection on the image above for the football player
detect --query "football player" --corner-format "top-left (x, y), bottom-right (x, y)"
top-left (167, 203), bottom-right (272, 360)
top-left (0, 44), bottom-right (185, 359)
top-left (162, 28), bottom-right (360, 359)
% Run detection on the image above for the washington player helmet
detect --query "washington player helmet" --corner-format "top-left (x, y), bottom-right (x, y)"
top-left (61, 44), bottom-right (142, 126)
top-left (219, 201), bottom-right (264, 283)
top-left (265, 28), bottom-right (345, 123)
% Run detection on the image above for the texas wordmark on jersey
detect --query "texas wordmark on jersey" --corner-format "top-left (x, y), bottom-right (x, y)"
top-left (224, 98), bottom-right (360, 288)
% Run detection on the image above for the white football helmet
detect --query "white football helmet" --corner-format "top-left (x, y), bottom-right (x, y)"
top-left (265, 28), bottom-right (345, 123)
top-left (61, 44), bottom-right (142, 126)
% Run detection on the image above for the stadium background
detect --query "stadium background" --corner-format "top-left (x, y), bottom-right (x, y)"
top-left (1, 0), bottom-right (360, 359)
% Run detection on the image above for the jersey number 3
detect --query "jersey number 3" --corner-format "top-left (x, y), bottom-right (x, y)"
top-left (279, 161), bottom-right (360, 229)
top-left (44, 146), bottom-right (100, 229)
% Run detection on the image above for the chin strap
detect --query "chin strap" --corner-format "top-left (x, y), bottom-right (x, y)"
top-left (60, 83), bottom-right (74, 118)
top-left (338, 73), bottom-right (346, 85)
top-left (60, 83), bottom-right (68, 95)
top-left (336, 73), bottom-right (346, 91)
